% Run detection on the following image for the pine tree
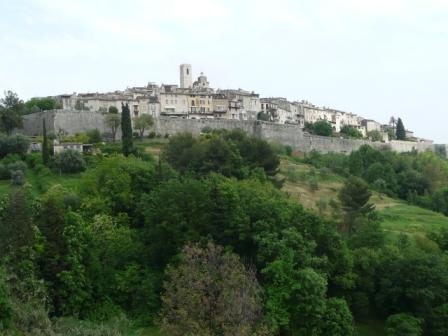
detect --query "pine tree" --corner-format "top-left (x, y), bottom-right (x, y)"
top-left (395, 117), bottom-right (406, 140)
top-left (42, 119), bottom-right (49, 165)
top-left (121, 103), bottom-right (133, 156)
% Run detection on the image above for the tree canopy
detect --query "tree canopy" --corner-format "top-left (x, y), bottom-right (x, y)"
top-left (121, 103), bottom-right (133, 156)
top-left (396, 117), bottom-right (406, 140)
top-left (160, 242), bottom-right (263, 336)
top-left (0, 91), bottom-right (23, 135)
top-left (133, 114), bottom-right (154, 139)
top-left (305, 120), bottom-right (333, 136)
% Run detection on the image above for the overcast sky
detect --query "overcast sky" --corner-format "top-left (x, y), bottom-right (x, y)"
top-left (1, 0), bottom-right (447, 143)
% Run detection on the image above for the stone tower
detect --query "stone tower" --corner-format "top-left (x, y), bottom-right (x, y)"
top-left (180, 64), bottom-right (192, 88)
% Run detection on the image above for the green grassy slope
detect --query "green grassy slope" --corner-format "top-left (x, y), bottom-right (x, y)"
top-left (279, 157), bottom-right (448, 241)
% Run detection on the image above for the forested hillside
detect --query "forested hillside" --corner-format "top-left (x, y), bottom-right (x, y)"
top-left (0, 128), bottom-right (448, 335)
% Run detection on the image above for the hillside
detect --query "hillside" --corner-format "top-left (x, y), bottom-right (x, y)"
top-left (279, 157), bottom-right (448, 244)
top-left (0, 134), bottom-right (447, 336)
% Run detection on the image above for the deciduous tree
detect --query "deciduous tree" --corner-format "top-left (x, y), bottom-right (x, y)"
top-left (338, 176), bottom-right (375, 234)
top-left (133, 114), bottom-right (154, 139)
top-left (160, 242), bottom-right (263, 336)
top-left (312, 120), bottom-right (333, 136)
top-left (0, 91), bottom-right (23, 135)
top-left (104, 113), bottom-right (121, 142)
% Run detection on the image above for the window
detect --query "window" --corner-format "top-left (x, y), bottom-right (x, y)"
top-left (186, 68), bottom-right (189, 75)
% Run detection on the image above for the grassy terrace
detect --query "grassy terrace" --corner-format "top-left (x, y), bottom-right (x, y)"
top-left (279, 157), bottom-right (448, 242)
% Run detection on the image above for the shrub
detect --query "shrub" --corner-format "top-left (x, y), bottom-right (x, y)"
top-left (385, 313), bottom-right (422, 336)
top-left (0, 270), bottom-right (12, 331)
top-left (25, 153), bottom-right (42, 168)
top-left (7, 161), bottom-right (27, 174)
top-left (0, 164), bottom-right (9, 180)
top-left (0, 134), bottom-right (30, 158)
top-left (86, 129), bottom-right (102, 144)
top-left (10, 170), bottom-right (25, 185)
top-left (52, 315), bottom-right (136, 336)
top-left (63, 193), bottom-right (81, 210)
top-left (34, 163), bottom-right (52, 192)
top-left (201, 126), bottom-right (212, 134)
top-left (54, 150), bottom-right (86, 173)
top-left (308, 177), bottom-right (319, 192)
top-left (340, 125), bottom-right (363, 139)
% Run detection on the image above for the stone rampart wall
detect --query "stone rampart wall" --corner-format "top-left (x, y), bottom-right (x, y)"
top-left (21, 111), bottom-right (445, 157)
top-left (53, 110), bottom-right (108, 135)
top-left (22, 111), bottom-right (57, 135)
top-left (154, 117), bottom-right (256, 136)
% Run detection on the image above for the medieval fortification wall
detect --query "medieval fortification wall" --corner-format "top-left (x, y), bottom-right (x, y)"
top-left (22, 110), bottom-right (442, 156)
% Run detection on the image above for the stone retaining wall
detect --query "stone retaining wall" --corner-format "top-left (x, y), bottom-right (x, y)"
top-left (21, 111), bottom-right (445, 157)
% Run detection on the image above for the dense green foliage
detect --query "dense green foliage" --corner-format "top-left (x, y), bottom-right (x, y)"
top-left (304, 145), bottom-right (448, 216)
top-left (86, 128), bottom-right (102, 143)
top-left (385, 313), bottom-right (423, 336)
top-left (0, 134), bottom-right (30, 158)
top-left (340, 125), bottom-right (363, 139)
top-left (25, 97), bottom-right (60, 112)
top-left (105, 113), bottom-right (121, 142)
top-left (134, 114), bottom-right (154, 139)
top-left (163, 129), bottom-right (279, 178)
top-left (396, 117), bottom-right (406, 140)
top-left (0, 91), bottom-right (24, 135)
top-left (121, 103), bottom-right (133, 156)
top-left (0, 130), bottom-right (447, 335)
top-left (368, 130), bottom-right (383, 142)
top-left (160, 242), bottom-right (264, 335)
top-left (54, 149), bottom-right (86, 173)
top-left (304, 120), bottom-right (333, 136)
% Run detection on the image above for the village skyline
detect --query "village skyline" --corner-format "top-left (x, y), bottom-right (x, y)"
top-left (1, 0), bottom-right (447, 142)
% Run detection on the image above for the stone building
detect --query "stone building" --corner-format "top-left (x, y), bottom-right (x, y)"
top-left (193, 72), bottom-right (210, 90)
top-left (361, 119), bottom-right (382, 133)
top-left (159, 85), bottom-right (189, 117)
top-left (39, 63), bottom-right (419, 141)
top-left (188, 91), bottom-right (214, 119)
top-left (212, 94), bottom-right (229, 118)
top-left (260, 98), bottom-right (302, 124)
top-left (218, 89), bottom-right (260, 120)
top-left (180, 64), bottom-right (192, 89)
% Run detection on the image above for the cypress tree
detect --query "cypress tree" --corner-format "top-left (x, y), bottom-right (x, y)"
top-left (42, 118), bottom-right (49, 165)
top-left (395, 117), bottom-right (406, 140)
top-left (121, 103), bottom-right (133, 156)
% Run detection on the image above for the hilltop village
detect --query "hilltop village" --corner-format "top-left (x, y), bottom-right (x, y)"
top-left (42, 64), bottom-right (422, 143)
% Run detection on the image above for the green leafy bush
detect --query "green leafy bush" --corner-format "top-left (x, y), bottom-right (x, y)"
top-left (54, 150), bottom-right (86, 173)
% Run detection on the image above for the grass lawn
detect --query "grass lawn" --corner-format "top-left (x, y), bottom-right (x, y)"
top-left (379, 203), bottom-right (448, 236)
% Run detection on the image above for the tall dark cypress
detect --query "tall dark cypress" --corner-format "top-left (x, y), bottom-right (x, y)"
top-left (42, 118), bottom-right (49, 165)
top-left (121, 103), bottom-right (133, 157)
top-left (395, 117), bottom-right (406, 140)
